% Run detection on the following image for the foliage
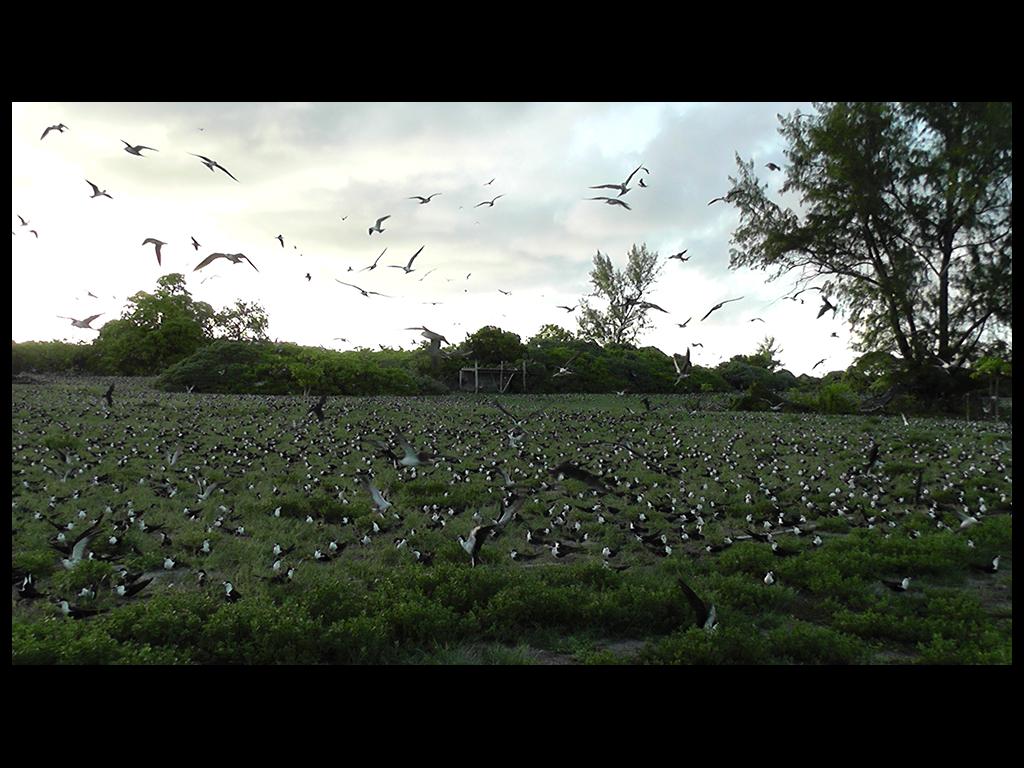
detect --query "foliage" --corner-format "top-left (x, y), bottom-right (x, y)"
top-left (212, 300), bottom-right (270, 342)
top-left (577, 243), bottom-right (665, 346)
top-left (462, 326), bottom-right (524, 365)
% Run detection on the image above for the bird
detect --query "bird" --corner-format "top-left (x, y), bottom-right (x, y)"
top-left (85, 180), bottom-right (113, 199)
top-left (193, 252), bottom-right (259, 272)
top-left (677, 317), bottom-right (692, 328)
top-left (307, 394), bottom-right (326, 422)
top-left (668, 250), bottom-right (689, 261)
top-left (475, 195), bottom-right (505, 208)
top-left (708, 195), bottom-right (730, 205)
top-left (498, 289), bottom-right (511, 296)
top-left (765, 162), bottom-right (781, 171)
top-left (589, 164), bottom-right (648, 196)
top-left (586, 196), bottom-right (631, 209)
top-left (40, 123), bottom-right (68, 140)
top-left (638, 178), bottom-right (648, 188)
top-left (359, 477), bottom-right (393, 513)
top-left (459, 524), bottom-right (496, 567)
top-left (17, 215), bottom-right (29, 227)
top-left (406, 326), bottom-right (448, 345)
top-left (56, 599), bottom-right (106, 619)
top-left (336, 280), bottom-right (391, 298)
top-left (115, 575), bottom-right (153, 599)
top-left (764, 571), bottom-right (776, 586)
top-left (971, 556), bottom-right (1000, 574)
top-left (59, 313), bottom-right (103, 329)
top-left (305, 273), bottom-right (311, 281)
top-left (484, 178), bottom-right (496, 186)
top-left (142, 238), bottom-right (166, 266)
top-left (190, 153), bottom-right (239, 182)
top-left (361, 248), bottom-right (388, 272)
top-left (549, 460), bottom-right (607, 493)
top-left (223, 581), bottom-right (242, 602)
top-left (678, 579), bottom-right (718, 633)
top-left (750, 317), bottom-right (765, 323)
top-left (122, 140), bottom-right (158, 156)
top-left (864, 441), bottom-right (880, 472)
top-left (28, 229), bottom-right (38, 238)
top-left (368, 215), bottom-right (391, 235)
top-left (276, 234), bottom-right (285, 248)
top-left (190, 236), bottom-right (201, 251)
top-left (881, 577), bottom-right (911, 592)
top-left (388, 245), bottom-right (425, 274)
top-left (639, 301), bottom-right (668, 313)
top-left (409, 193), bottom-right (442, 204)
top-left (557, 305), bottom-right (577, 313)
top-left (673, 348), bottom-right (692, 384)
top-left (103, 384), bottom-right (114, 407)
top-left (701, 297), bottom-right (744, 321)
top-left (817, 297), bottom-right (836, 319)
top-left (812, 359), bottom-right (826, 370)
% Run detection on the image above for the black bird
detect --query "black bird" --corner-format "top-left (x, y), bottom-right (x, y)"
top-left (708, 195), bottom-right (730, 205)
top-left (103, 384), bottom-right (114, 407)
top-left (41, 123), bottom-right (68, 140)
top-left (335, 281), bottom-right (392, 298)
top-left (475, 195), bottom-right (505, 208)
top-left (701, 297), bottom-right (743, 321)
top-left (817, 297), bottom-right (836, 319)
top-left (86, 180), bottom-right (113, 199)
top-left (557, 305), bottom-right (577, 313)
top-left (881, 577), bottom-right (911, 592)
top-left (550, 461), bottom-right (607, 493)
top-left (750, 317), bottom-right (765, 323)
top-left (678, 579), bottom-right (718, 632)
top-left (223, 581), bottom-right (242, 602)
top-left (509, 549), bottom-right (543, 562)
top-left (361, 248), bottom-right (388, 271)
top-left (864, 441), bottom-right (880, 472)
top-left (191, 236), bottom-right (201, 251)
top-left (305, 273), bottom-right (311, 281)
top-left (190, 153), bottom-right (239, 182)
top-left (56, 599), bottom-right (106, 619)
top-left (276, 234), bottom-right (285, 247)
top-left (677, 317), bottom-right (692, 328)
top-left (971, 556), bottom-right (1000, 575)
top-left (812, 359), bottom-right (826, 370)
top-left (409, 193), bottom-right (442, 204)
top-left (668, 250), bottom-right (689, 261)
top-left (765, 162), bottom-right (781, 171)
top-left (459, 524), bottom-right (496, 567)
top-left (115, 576), bottom-right (153, 599)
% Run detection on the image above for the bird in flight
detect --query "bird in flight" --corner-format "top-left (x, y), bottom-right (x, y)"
top-left (305, 273), bottom-right (311, 282)
top-left (765, 162), bottom-right (781, 171)
top-left (389, 245), bottom-right (425, 274)
top-left (85, 180), bottom-right (113, 199)
top-left (340, 215), bottom-right (348, 221)
top-left (750, 317), bottom-right (765, 323)
top-left (193, 252), bottom-right (259, 272)
top-left (409, 193), bottom-right (442, 204)
top-left (701, 296), bottom-right (744, 321)
top-left (677, 317), bottom-right (692, 328)
top-left (418, 268), bottom-right (437, 282)
top-left (708, 195), bottom-right (730, 206)
top-left (586, 196), bottom-right (631, 210)
top-left (17, 215), bottom-right (30, 227)
top-left (589, 164), bottom-right (648, 196)
top-left (190, 236), bottom-right (201, 251)
top-left (484, 178), bottom-right (496, 186)
top-left (122, 140), bottom-right (158, 157)
top-left (668, 250), bottom-right (689, 261)
top-left (812, 358), bottom-right (826, 370)
top-left (673, 348), bottom-right (692, 384)
top-left (639, 301), bottom-right (668, 314)
top-left (361, 248), bottom-right (387, 272)
top-left (276, 234), bottom-right (285, 248)
top-left (475, 195), bottom-right (504, 208)
top-left (638, 178), bottom-right (648, 188)
top-left (557, 305), bottom-right (577, 313)
top-left (368, 215), bottom-right (391, 236)
top-left (406, 326), bottom-right (448, 345)
top-left (336, 280), bottom-right (391, 298)
top-left (142, 238), bottom-right (167, 266)
top-left (498, 289), bottom-right (511, 296)
top-left (59, 313), bottom-right (103, 329)
top-left (190, 153), bottom-right (239, 182)
top-left (40, 123), bottom-right (68, 140)
top-left (817, 296), bottom-right (836, 319)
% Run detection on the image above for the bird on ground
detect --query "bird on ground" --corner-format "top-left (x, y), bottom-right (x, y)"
top-left (190, 236), bottom-right (201, 251)
top-left (678, 579), bottom-right (718, 633)
top-left (766, 162), bottom-right (781, 171)
top-left (668, 250), bottom-right (689, 261)
top-left (971, 556), bottom-right (1000, 574)
top-left (881, 577), bottom-right (911, 592)
top-left (103, 384), bottom-right (114, 407)
top-left (56, 599), bottom-right (106, 619)
top-left (190, 153), bottom-right (239, 182)
top-left (409, 193), bottom-right (442, 204)
top-left (193, 252), bottom-right (259, 272)
top-left (85, 180), bottom-right (113, 199)
top-left (336, 281), bottom-right (391, 298)
top-left (864, 441), bottom-right (880, 472)
top-left (389, 245), bottom-right (425, 274)
top-left (509, 549), bottom-right (543, 562)
top-left (764, 571), bottom-right (776, 586)
top-left (368, 215), bottom-right (391, 235)
top-left (142, 238), bottom-right (167, 266)
top-left (459, 524), bottom-right (496, 567)
top-left (589, 164), bottom-right (648, 196)
top-left (361, 248), bottom-right (388, 272)
top-left (701, 297), bottom-right (744, 321)
top-left (223, 581), bottom-right (241, 602)
top-left (115, 575), bottom-right (153, 599)
top-left (586, 196), bottom-right (631, 209)
top-left (406, 326), bottom-right (448, 344)
top-left (276, 234), bottom-right (284, 247)
top-left (41, 123), bottom-right (68, 140)
top-left (550, 460), bottom-right (607, 492)
top-left (122, 140), bottom-right (158, 156)
top-left (59, 313), bottom-right (103, 329)
top-left (817, 297), bottom-right (836, 319)
top-left (475, 195), bottom-right (505, 208)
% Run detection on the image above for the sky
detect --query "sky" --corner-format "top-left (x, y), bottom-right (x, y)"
top-left (11, 101), bottom-right (857, 376)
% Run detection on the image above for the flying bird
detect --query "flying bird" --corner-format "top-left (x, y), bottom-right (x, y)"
top-left (484, 178), bottom-right (495, 186)
top-left (812, 358), bottom-right (826, 370)
top-left (677, 317), bottom-right (692, 328)
top-left (190, 153), bottom-right (239, 182)
top-left (668, 250), bottom-right (689, 261)
top-left (305, 272), bottom-right (311, 281)
top-left (17, 215), bottom-right (29, 227)
top-left (85, 180), bottom-right (113, 199)
top-left (750, 317), bottom-right (765, 323)
top-left (557, 305), bottom-right (577, 313)
top-left (59, 313), bottom-right (103, 329)
top-left (586, 196), bottom-right (631, 210)
top-left (701, 296), bottom-right (744, 321)
top-left (639, 301), bottom-right (668, 313)
top-left (673, 348), bottom-right (692, 384)
top-left (142, 238), bottom-right (166, 266)
top-left (817, 297), bottom-right (836, 319)
top-left (389, 245), bottom-right (425, 274)
top-left (589, 164), bottom-right (648, 196)
top-left (122, 140), bottom-right (158, 156)
top-left (193, 252), bottom-right (259, 272)
top-left (406, 326), bottom-right (448, 345)
top-left (498, 289), bottom-right (511, 296)
top-left (475, 195), bottom-right (505, 208)
top-left (190, 236), bottom-right (201, 251)
top-left (368, 215), bottom-right (391, 235)
top-left (765, 162), bottom-right (781, 171)
top-left (409, 193), bottom-right (442, 204)
top-left (361, 248), bottom-right (388, 272)
top-left (708, 195), bottom-right (730, 205)
top-left (40, 123), bottom-right (68, 140)
top-left (336, 280), bottom-right (391, 298)
top-left (638, 178), bottom-right (648, 188)
top-left (276, 234), bottom-right (285, 247)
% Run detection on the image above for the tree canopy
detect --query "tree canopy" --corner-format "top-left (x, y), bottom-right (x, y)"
top-left (726, 102), bottom-right (1012, 384)
top-left (576, 243), bottom-right (665, 346)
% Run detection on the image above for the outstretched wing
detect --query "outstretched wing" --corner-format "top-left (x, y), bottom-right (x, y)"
top-left (83, 314), bottom-right (103, 324)
top-left (678, 579), bottom-right (709, 628)
top-left (239, 254), bottom-right (259, 272)
top-left (193, 253), bottom-right (226, 271)
top-left (215, 163), bottom-right (239, 182)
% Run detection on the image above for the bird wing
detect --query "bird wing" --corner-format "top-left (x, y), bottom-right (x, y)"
top-left (623, 164), bottom-right (644, 187)
top-left (83, 314), bottom-right (103, 324)
top-left (643, 302), bottom-right (668, 313)
top-left (677, 579), bottom-right (709, 627)
top-left (336, 280), bottom-right (362, 291)
top-left (407, 245), bottom-right (424, 268)
top-left (816, 301), bottom-right (832, 319)
top-left (240, 254), bottom-right (259, 272)
top-left (215, 163), bottom-right (239, 182)
top-left (41, 126), bottom-right (54, 140)
top-left (589, 184), bottom-right (622, 191)
top-left (612, 199), bottom-right (631, 209)
top-left (376, 215), bottom-right (391, 227)
top-left (193, 253), bottom-right (228, 271)
top-left (700, 304), bottom-right (720, 321)
top-left (86, 180), bottom-right (101, 195)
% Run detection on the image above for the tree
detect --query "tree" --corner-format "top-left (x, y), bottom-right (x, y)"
top-left (734, 336), bottom-right (784, 372)
top-left (576, 243), bottom-right (665, 346)
top-left (94, 274), bottom-right (215, 374)
top-left (463, 326), bottom-right (524, 364)
top-left (528, 324), bottom-right (576, 345)
top-left (213, 300), bottom-right (270, 342)
top-left (726, 102), bottom-right (1012, 388)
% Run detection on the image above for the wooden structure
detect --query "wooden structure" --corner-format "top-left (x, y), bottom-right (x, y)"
top-left (458, 361), bottom-right (528, 393)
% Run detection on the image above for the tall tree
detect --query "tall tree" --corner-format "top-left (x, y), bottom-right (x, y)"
top-left (726, 102), bottom-right (1011, 383)
top-left (577, 243), bottom-right (665, 346)
top-left (212, 300), bottom-right (270, 342)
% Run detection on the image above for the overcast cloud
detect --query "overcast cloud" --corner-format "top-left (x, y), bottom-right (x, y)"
top-left (12, 101), bottom-right (855, 375)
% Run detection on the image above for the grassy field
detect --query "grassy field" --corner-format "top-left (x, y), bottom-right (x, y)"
top-left (11, 376), bottom-right (1012, 664)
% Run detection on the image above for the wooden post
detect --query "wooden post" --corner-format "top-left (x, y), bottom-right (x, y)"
top-left (522, 359), bottom-right (527, 393)
top-left (499, 360), bottom-right (504, 392)
top-left (474, 361), bottom-right (479, 394)
top-left (459, 368), bottom-right (463, 391)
